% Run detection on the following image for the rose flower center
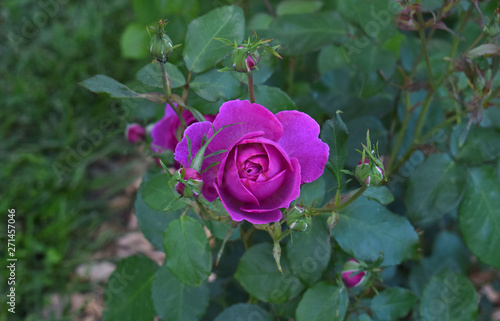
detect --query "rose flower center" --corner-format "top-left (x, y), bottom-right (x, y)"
top-left (239, 162), bottom-right (263, 180)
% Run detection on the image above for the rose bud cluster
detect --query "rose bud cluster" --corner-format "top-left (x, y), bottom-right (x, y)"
top-left (125, 123), bottom-right (146, 144)
top-left (341, 259), bottom-right (367, 288)
top-left (354, 157), bottom-right (384, 186)
top-left (286, 206), bottom-right (312, 232)
top-left (174, 167), bottom-right (203, 197)
top-left (174, 100), bottom-right (329, 224)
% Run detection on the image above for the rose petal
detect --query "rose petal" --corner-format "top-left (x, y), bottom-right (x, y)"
top-left (209, 100), bottom-right (283, 152)
top-left (236, 143), bottom-right (266, 166)
top-left (152, 104), bottom-right (209, 153)
top-left (275, 110), bottom-right (329, 183)
top-left (241, 158), bottom-right (301, 212)
top-left (174, 122), bottom-right (213, 167)
top-left (202, 131), bottom-right (265, 202)
top-left (215, 183), bottom-right (282, 224)
top-left (246, 169), bottom-right (287, 201)
top-left (151, 114), bottom-right (178, 152)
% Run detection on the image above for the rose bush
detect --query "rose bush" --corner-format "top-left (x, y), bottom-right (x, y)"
top-left (174, 99), bottom-right (329, 224)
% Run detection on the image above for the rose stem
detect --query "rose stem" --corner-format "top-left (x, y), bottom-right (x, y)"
top-left (247, 72), bottom-right (256, 104)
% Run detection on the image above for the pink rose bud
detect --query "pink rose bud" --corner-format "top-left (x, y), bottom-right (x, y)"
top-left (126, 123), bottom-right (146, 143)
top-left (341, 259), bottom-right (367, 288)
top-left (246, 53), bottom-right (259, 72)
top-left (355, 158), bottom-right (384, 186)
top-left (175, 167), bottom-right (203, 197)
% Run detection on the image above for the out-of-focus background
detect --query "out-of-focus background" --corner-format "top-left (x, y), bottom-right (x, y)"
top-left (2, 0), bottom-right (500, 320)
top-left (1, 0), bottom-right (199, 319)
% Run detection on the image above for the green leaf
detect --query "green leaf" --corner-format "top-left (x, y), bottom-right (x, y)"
top-left (81, 75), bottom-right (140, 98)
top-left (235, 243), bottom-right (304, 303)
top-left (120, 23), bottom-right (149, 59)
top-left (191, 69), bottom-right (242, 102)
top-left (214, 303), bottom-right (273, 321)
top-left (468, 43), bottom-right (500, 57)
top-left (152, 263), bottom-right (209, 321)
top-left (286, 217), bottom-right (331, 286)
top-left (183, 6), bottom-right (244, 73)
top-left (458, 166), bottom-right (500, 268)
top-left (163, 216), bottom-right (212, 286)
top-left (135, 188), bottom-right (182, 251)
top-left (419, 270), bottom-right (478, 321)
top-left (265, 12), bottom-right (346, 55)
top-left (318, 45), bottom-right (348, 74)
top-left (103, 256), bottom-right (158, 321)
top-left (364, 186), bottom-right (394, 205)
top-left (248, 12), bottom-right (274, 30)
top-left (409, 231), bottom-right (470, 295)
top-left (204, 220), bottom-right (240, 241)
top-left (405, 154), bottom-right (468, 225)
top-left (370, 287), bottom-right (417, 320)
top-left (350, 46), bottom-right (396, 77)
top-left (241, 85), bottom-right (295, 113)
top-left (298, 176), bottom-right (326, 207)
top-left (321, 112), bottom-right (349, 183)
top-left (132, 0), bottom-right (162, 24)
top-left (295, 282), bottom-right (349, 321)
top-left (276, 0), bottom-right (323, 16)
top-left (142, 173), bottom-right (182, 211)
top-left (136, 62), bottom-right (186, 89)
top-left (456, 127), bottom-right (500, 164)
top-left (332, 197), bottom-right (419, 266)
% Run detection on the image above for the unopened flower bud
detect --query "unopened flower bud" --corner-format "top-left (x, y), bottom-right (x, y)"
top-left (175, 168), bottom-right (203, 197)
top-left (355, 158), bottom-right (384, 186)
top-left (341, 259), bottom-right (367, 288)
top-left (232, 47), bottom-right (260, 73)
top-left (126, 123), bottom-right (146, 143)
top-left (286, 206), bottom-right (311, 232)
top-left (150, 33), bottom-right (174, 63)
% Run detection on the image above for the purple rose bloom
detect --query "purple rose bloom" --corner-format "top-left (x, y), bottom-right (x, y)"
top-left (151, 104), bottom-right (216, 153)
top-left (174, 100), bottom-right (329, 224)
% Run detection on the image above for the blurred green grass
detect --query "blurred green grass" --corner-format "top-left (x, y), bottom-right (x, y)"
top-left (0, 0), bottom-right (148, 319)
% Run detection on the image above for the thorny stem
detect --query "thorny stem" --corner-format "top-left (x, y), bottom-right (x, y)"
top-left (388, 92), bottom-right (412, 170)
top-left (247, 72), bottom-right (256, 103)
top-left (182, 71), bottom-right (192, 104)
top-left (315, 185), bottom-right (369, 213)
top-left (390, 7), bottom-right (472, 172)
top-left (413, 92), bottom-right (434, 143)
top-left (161, 62), bottom-right (187, 141)
top-left (336, 185), bottom-right (368, 211)
top-left (416, 11), bottom-right (434, 89)
top-left (275, 229), bottom-right (292, 242)
top-left (160, 62), bottom-right (172, 98)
